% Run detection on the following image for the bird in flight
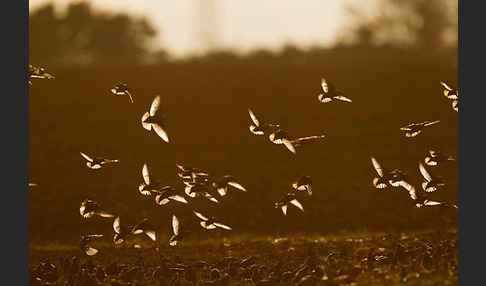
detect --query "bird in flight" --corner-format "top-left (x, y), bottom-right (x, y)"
top-left (131, 218), bottom-right (157, 242)
top-left (110, 82), bottom-right (134, 103)
top-left (29, 64), bottom-right (55, 85)
top-left (155, 186), bottom-right (188, 205)
top-left (274, 192), bottom-right (304, 215)
top-left (440, 81), bottom-right (459, 112)
top-left (292, 176), bottom-right (313, 196)
top-left (268, 129), bottom-right (326, 154)
top-left (193, 211), bottom-right (232, 230)
top-left (169, 215), bottom-right (183, 246)
top-left (371, 157), bottom-right (407, 189)
top-left (141, 95), bottom-right (170, 143)
top-left (424, 149), bottom-right (455, 166)
top-left (317, 78), bottom-right (352, 103)
top-left (138, 163), bottom-right (163, 196)
top-left (248, 109), bottom-right (280, 135)
top-left (400, 120), bottom-right (440, 138)
top-left (398, 180), bottom-right (457, 209)
top-left (80, 152), bottom-right (118, 170)
top-left (79, 199), bottom-right (114, 219)
top-left (419, 162), bottom-right (445, 193)
top-left (211, 175), bottom-right (247, 197)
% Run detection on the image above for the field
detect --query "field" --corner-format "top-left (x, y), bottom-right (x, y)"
top-left (30, 47), bottom-right (458, 284)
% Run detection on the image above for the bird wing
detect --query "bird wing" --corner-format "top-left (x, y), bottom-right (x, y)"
top-left (227, 181), bottom-right (247, 192)
top-left (85, 247), bottom-right (99, 256)
top-left (214, 222), bottom-right (232, 230)
top-left (170, 195), bottom-right (188, 204)
top-left (290, 199), bottom-right (304, 212)
top-left (141, 112), bottom-right (152, 131)
top-left (423, 120), bottom-right (440, 127)
top-left (142, 163), bottom-right (151, 185)
top-left (80, 152), bottom-right (93, 162)
top-left (281, 205), bottom-right (288, 215)
top-left (172, 215), bottom-right (180, 235)
top-left (144, 230), bottom-right (157, 241)
top-left (424, 200), bottom-right (442, 207)
top-left (440, 81), bottom-right (453, 91)
top-left (419, 162), bottom-right (433, 182)
top-left (294, 135), bottom-right (326, 145)
top-left (333, 95), bottom-right (352, 103)
top-left (248, 109), bottom-right (260, 126)
top-left (150, 95), bottom-right (161, 116)
top-left (126, 90), bottom-right (134, 103)
top-left (113, 217), bottom-right (121, 234)
top-left (321, 78), bottom-right (329, 93)
top-left (193, 211), bottom-right (208, 222)
top-left (282, 139), bottom-right (296, 154)
top-left (371, 157), bottom-right (384, 177)
top-left (152, 123), bottom-right (170, 143)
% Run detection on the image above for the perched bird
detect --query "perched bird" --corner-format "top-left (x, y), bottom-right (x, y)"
top-left (419, 162), bottom-right (445, 193)
top-left (193, 211), bottom-right (232, 230)
top-left (292, 176), bottom-right (312, 196)
top-left (211, 175), bottom-right (247, 196)
top-left (110, 82), bottom-right (134, 103)
top-left (80, 152), bottom-right (118, 170)
top-left (131, 218), bottom-right (157, 242)
top-left (400, 120), bottom-right (440, 137)
top-left (79, 234), bottom-right (104, 256)
top-left (154, 186), bottom-right (188, 205)
top-left (141, 95), bottom-right (169, 143)
top-left (169, 215), bottom-right (182, 246)
top-left (138, 163), bottom-right (161, 196)
top-left (317, 78), bottom-right (352, 103)
top-left (29, 64), bottom-right (55, 85)
top-left (371, 157), bottom-right (407, 189)
top-left (79, 199), bottom-right (114, 219)
top-left (424, 149), bottom-right (456, 166)
top-left (274, 193), bottom-right (304, 215)
top-left (248, 109), bottom-right (280, 135)
top-left (398, 181), bottom-right (457, 209)
top-left (440, 81), bottom-right (459, 112)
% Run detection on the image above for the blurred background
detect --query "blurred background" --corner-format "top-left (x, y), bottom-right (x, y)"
top-left (29, 0), bottom-right (457, 244)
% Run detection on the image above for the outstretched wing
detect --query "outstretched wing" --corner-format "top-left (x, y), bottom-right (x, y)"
top-left (193, 211), bottom-right (208, 221)
top-left (248, 109), bottom-right (260, 127)
top-left (228, 181), bottom-right (246, 192)
top-left (214, 222), bottom-right (232, 230)
top-left (113, 217), bottom-right (121, 234)
top-left (423, 120), bottom-right (440, 127)
top-left (141, 112), bottom-right (152, 131)
top-left (282, 139), bottom-right (296, 154)
top-left (152, 124), bottom-right (170, 143)
top-left (170, 195), bottom-right (188, 204)
top-left (142, 163), bottom-right (151, 185)
top-left (150, 95), bottom-right (161, 116)
top-left (371, 157), bottom-right (384, 177)
top-left (172, 215), bottom-right (179, 235)
top-left (333, 95), bottom-right (352, 103)
top-left (281, 205), bottom-right (288, 215)
top-left (290, 199), bottom-right (304, 212)
top-left (80, 152), bottom-right (93, 162)
top-left (419, 162), bottom-right (433, 182)
top-left (321, 78), bottom-right (329, 93)
top-left (440, 81), bottom-right (453, 91)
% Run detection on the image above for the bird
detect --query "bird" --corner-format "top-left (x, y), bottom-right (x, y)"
top-left (211, 175), bottom-right (247, 196)
top-left (317, 78), bottom-right (352, 103)
top-left (79, 152), bottom-right (118, 170)
top-left (131, 218), bottom-right (157, 242)
top-left (79, 199), bottom-right (114, 219)
top-left (248, 109), bottom-right (280, 135)
top-left (292, 176), bottom-right (312, 196)
top-left (29, 64), bottom-right (55, 85)
top-left (185, 183), bottom-right (219, 203)
top-left (269, 129), bottom-right (326, 154)
top-left (154, 186), bottom-right (188, 205)
top-left (169, 215), bottom-right (182, 246)
top-left (398, 181), bottom-right (457, 209)
top-left (138, 163), bottom-right (162, 196)
top-left (419, 162), bottom-right (445, 193)
top-left (28, 182), bottom-right (38, 190)
top-left (112, 216), bottom-right (132, 245)
top-left (274, 193), bottom-right (304, 215)
top-left (424, 149), bottom-right (455, 166)
top-left (110, 82), bottom-right (134, 103)
top-left (193, 211), bottom-right (232, 230)
top-left (141, 95), bottom-right (169, 143)
top-left (79, 234), bottom-right (104, 256)
top-left (440, 81), bottom-right (459, 112)
top-left (370, 157), bottom-right (407, 189)
top-left (400, 120), bottom-right (440, 137)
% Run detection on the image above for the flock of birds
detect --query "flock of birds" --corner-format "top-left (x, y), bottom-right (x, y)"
top-left (29, 64), bottom-right (458, 259)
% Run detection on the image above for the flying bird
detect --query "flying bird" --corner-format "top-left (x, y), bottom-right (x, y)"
top-left (193, 211), bottom-right (232, 230)
top-left (79, 199), bottom-right (114, 219)
top-left (400, 120), bottom-right (440, 137)
top-left (113, 216), bottom-right (131, 245)
top-left (29, 64), bottom-right (55, 85)
top-left (269, 129), bottom-right (326, 154)
top-left (292, 176), bottom-right (312, 196)
top-left (317, 78), bottom-right (352, 103)
top-left (248, 109), bottom-right (280, 135)
top-left (211, 175), bottom-right (247, 196)
top-left (419, 162), bottom-right (445, 193)
top-left (185, 183), bottom-right (219, 203)
top-left (80, 234), bottom-right (104, 256)
top-left (440, 81), bottom-right (459, 112)
top-left (155, 186), bottom-right (188, 205)
top-left (131, 218), bottom-right (157, 242)
top-left (138, 163), bottom-right (163, 196)
top-left (371, 157), bottom-right (407, 189)
top-left (424, 149), bottom-right (456, 166)
top-left (169, 215), bottom-right (182, 246)
top-left (110, 82), bottom-right (134, 103)
top-left (80, 152), bottom-right (118, 170)
top-left (398, 181), bottom-right (457, 209)
top-left (274, 193), bottom-right (304, 215)
top-left (141, 95), bottom-right (170, 143)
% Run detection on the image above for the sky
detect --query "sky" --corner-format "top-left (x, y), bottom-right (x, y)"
top-left (29, 0), bottom-right (379, 58)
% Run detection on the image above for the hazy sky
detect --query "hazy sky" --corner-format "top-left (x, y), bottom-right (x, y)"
top-left (30, 0), bottom-right (378, 58)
